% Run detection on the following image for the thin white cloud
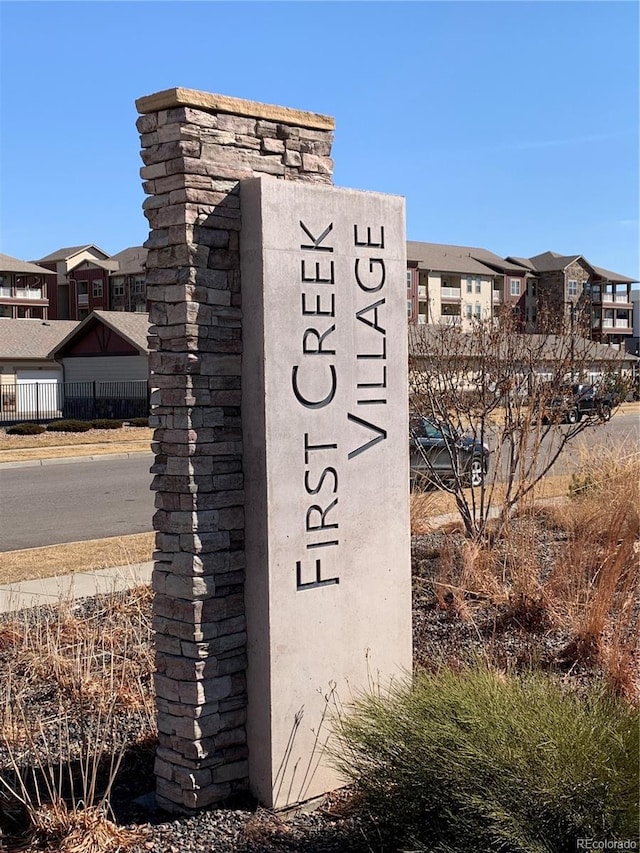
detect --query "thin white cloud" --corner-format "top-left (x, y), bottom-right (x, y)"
top-left (506, 132), bottom-right (631, 151)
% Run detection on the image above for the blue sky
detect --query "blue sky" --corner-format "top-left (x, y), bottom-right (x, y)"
top-left (1, 1), bottom-right (638, 282)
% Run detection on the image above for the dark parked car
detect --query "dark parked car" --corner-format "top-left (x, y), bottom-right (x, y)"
top-left (410, 417), bottom-right (490, 489)
top-left (542, 383), bottom-right (619, 425)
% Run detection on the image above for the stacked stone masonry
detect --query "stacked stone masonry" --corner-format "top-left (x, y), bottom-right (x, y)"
top-left (137, 89), bottom-right (335, 812)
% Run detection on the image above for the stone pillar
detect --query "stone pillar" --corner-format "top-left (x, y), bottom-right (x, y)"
top-left (136, 88), bottom-right (335, 812)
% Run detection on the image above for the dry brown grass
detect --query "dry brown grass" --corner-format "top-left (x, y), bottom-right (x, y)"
top-left (410, 474), bottom-right (574, 536)
top-left (0, 426), bottom-right (152, 462)
top-left (0, 586), bottom-right (155, 849)
top-left (0, 426), bottom-right (152, 451)
top-left (424, 449), bottom-right (640, 699)
top-left (0, 532), bottom-right (155, 585)
top-left (28, 801), bottom-right (147, 853)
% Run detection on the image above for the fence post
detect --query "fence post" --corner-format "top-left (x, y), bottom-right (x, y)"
top-left (92, 380), bottom-right (97, 420)
top-left (35, 382), bottom-right (40, 422)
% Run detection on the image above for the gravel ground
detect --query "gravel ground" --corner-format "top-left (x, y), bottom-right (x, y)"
top-left (0, 521), bottom-right (634, 853)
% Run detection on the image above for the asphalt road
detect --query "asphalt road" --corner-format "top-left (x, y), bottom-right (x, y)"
top-left (486, 408), bottom-right (640, 483)
top-left (0, 411), bottom-right (637, 551)
top-left (0, 453), bottom-right (155, 551)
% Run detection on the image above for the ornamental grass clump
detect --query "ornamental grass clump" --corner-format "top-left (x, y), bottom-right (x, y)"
top-left (332, 667), bottom-right (638, 853)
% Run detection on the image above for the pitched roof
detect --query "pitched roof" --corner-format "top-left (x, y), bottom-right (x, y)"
top-left (110, 246), bottom-right (147, 276)
top-left (0, 253), bottom-right (56, 276)
top-left (526, 251), bottom-right (636, 282)
top-left (409, 325), bottom-right (638, 364)
top-left (528, 251), bottom-right (583, 272)
top-left (35, 245), bottom-right (110, 263)
top-left (0, 318), bottom-right (78, 360)
top-left (465, 248), bottom-right (532, 275)
top-left (67, 257), bottom-right (119, 273)
top-left (48, 310), bottom-right (151, 358)
top-left (406, 241), bottom-right (499, 277)
top-left (506, 256), bottom-right (536, 271)
top-left (591, 265), bottom-right (637, 284)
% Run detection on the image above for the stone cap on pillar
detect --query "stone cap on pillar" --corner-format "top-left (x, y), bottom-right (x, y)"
top-left (135, 87), bottom-right (335, 131)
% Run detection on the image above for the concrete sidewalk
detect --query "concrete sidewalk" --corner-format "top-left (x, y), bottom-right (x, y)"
top-left (0, 561), bottom-right (153, 613)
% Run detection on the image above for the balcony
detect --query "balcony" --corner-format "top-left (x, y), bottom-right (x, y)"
top-left (601, 292), bottom-right (631, 305)
top-left (418, 285), bottom-right (427, 298)
top-left (0, 287), bottom-right (11, 298)
top-left (77, 294), bottom-right (89, 306)
top-left (440, 286), bottom-right (461, 300)
top-left (15, 288), bottom-right (43, 300)
top-left (492, 290), bottom-right (501, 303)
top-left (417, 314), bottom-right (427, 325)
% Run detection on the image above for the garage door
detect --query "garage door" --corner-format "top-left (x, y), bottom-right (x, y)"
top-left (16, 370), bottom-right (62, 419)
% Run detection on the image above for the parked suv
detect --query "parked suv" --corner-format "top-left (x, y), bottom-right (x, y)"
top-left (410, 417), bottom-right (490, 489)
top-left (541, 383), bottom-right (619, 425)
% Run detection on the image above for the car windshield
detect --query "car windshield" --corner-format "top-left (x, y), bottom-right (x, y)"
top-left (415, 419), bottom-right (455, 440)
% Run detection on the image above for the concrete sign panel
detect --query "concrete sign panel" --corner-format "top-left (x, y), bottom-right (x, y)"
top-left (240, 177), bottom-right (412, 808)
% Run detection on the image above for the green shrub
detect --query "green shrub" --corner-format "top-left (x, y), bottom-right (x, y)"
top-left (332, 667), bottom-right (638, 852)
top-left (91, 418), bottom-right (123, 430)
top-left (128, 417), bottom-right (149, 428)
top-left (5, 422), bottom-right (46, 436)
top-left (46, 419), bottom-right (92, 433)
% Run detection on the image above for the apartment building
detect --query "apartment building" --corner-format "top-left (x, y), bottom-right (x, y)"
top-left (0, 254), bottom-right (54, 319)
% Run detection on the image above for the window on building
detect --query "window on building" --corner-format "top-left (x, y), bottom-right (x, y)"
top-left (406, 270), bottom-right (412, 290)
top-left (133, 277), bottom-right (145, 295)
top-left (93, 280), bottom-right (103, 298)
top-left (465, 304), bottom-right (472, 318)
top-left (474, 304), bottom-right (482, 319)
top-left (568, 279), bottom-right (578, 296)
top-left (135, 304), bottom-right (147, 313)
top-left (78, 308), bottom-right (89, 320)
top-left (475, 278), bottom-right (481, 293)
top-left (528, 280), bottom-right (536, 297)
top-left (440, 304), bottom-right (460, 317)
top-left (77, 281), bottom-right (89, 306)
top-left (113, 279), bottom-right (124, 297)
top-left (407, 299), bottom-right (412, 316)
top-left (466, 277), bottom-right (473, 293)
top-left (510, 279), bottom-right (521, 297)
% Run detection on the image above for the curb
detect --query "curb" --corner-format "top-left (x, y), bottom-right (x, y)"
top-left (0, 450), bottom-right (153, 469)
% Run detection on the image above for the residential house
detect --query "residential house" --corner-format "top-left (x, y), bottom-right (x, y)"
top-left (409, 324), bottom-right (640, 393)
top-left (0, 317), bottom-right (77, 420)
top-left (0, 254), bottom-right (55, 319)
top-left (35, 245), bottom-right (118, 321)
top-left (109, 246), bottom-right (148, 312)
top-left (49, 310), bottom-right (150, 384)
top-left (0, 311), bottom-right (151, 423)
top-left (406, 242), bottom-right (499, 329)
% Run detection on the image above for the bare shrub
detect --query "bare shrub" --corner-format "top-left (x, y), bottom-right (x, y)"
top-left (408, 313), bottom-right (630, 539)
top-left (0, 587), bottom-right (155, 848)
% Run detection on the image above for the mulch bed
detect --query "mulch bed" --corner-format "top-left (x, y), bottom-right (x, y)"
top-left (0, 521), bottom-right (633, 853)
